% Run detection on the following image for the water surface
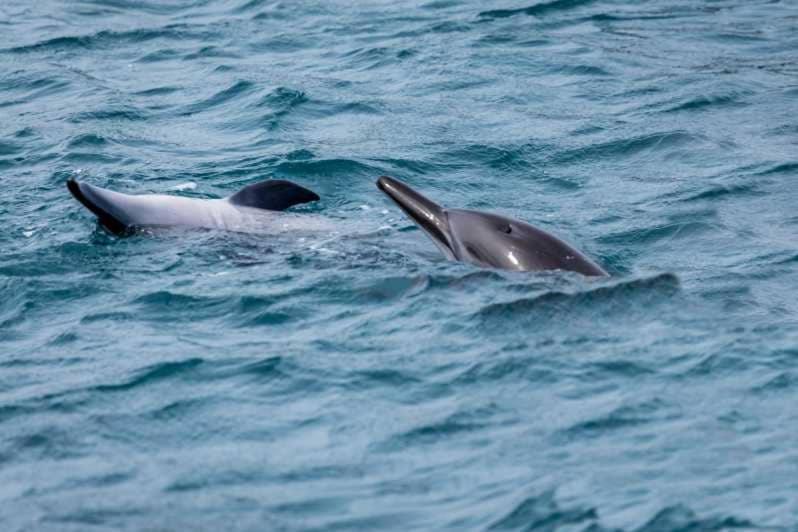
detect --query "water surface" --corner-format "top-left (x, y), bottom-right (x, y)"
top-left (1, 0), bottom-right (798, 530)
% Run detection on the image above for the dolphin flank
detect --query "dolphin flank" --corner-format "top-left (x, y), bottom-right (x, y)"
top-left (67, 178), bottom-right (320, 235)
top-left (376, 175), bottom-right (607, 276)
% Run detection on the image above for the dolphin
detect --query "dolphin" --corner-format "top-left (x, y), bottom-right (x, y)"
top-left (67, 178), bottom-right (321, 235)
top-left (376, 175), bottom-right (608, 276)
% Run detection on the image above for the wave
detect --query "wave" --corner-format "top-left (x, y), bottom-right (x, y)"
top-left (4, 25), bottom-right (213, 54)
top-left (474, 273), bottom-right (680, 323)
top-left (479, 0), bottom-right (596, 20)
top-left (178, 80), bottom-right (256, 116)
top-left (91, 358), bottom-right (204, 393)
top-left (551, 132), bottom-right (699, 165)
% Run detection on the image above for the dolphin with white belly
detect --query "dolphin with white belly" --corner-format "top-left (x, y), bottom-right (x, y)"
top-left (67, 178), bottom-right (321, 235)
top-left (377, 175), bottom-right (608, 276)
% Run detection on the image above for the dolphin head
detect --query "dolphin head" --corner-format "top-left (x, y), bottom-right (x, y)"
top-left (377, 175), bottom-right (608, 276)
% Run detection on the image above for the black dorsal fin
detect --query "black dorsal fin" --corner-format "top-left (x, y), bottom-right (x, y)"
top-left (228, 180), bottom-right (320, 211)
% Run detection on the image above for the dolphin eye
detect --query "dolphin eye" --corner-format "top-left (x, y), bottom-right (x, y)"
top-left (500, 224), bottom-right (512, 234)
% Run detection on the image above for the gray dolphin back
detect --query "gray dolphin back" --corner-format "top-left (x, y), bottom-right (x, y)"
top-left (376, 175), bottom-right (607, 276)
top-left (67, 179), bottom-right (320, 235)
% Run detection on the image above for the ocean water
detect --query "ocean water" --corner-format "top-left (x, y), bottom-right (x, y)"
top-left (1, 0), bottom-right (797, 529)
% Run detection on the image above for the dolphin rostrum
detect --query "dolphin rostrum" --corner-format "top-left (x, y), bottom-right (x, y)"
top-left (67, 178), bottom-right (321, 235)
top-left (377, 175), bottom-right (607, 276)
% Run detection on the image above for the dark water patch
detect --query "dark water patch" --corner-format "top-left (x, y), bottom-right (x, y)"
top-left (251, 34), bottom-right (311, 53)
top-left (67, 471), bottom-right (135, 490)
top-left (133, 86), bottom-right (181, 97)
top-left (667, 88), bottom-right (737, 112)
top-left (452, 354), bottom-right (560, 386)
top-left (136, 48), bottom-right (182, 63)
top-left (237, 356), bottom-right (285, 381)
top-left (678, 353), bottom-right (751, 380)
top-left (13, 127), bottom-right (38, 139)
top-left (179, 80), bottom-right (255, 116)
top-left (479, 0), bottom-right (596, 20)
top-left (349, 274), bottom-right (430, 304)
top-left (378, 404), bottom-right (506, 451)
top-left (274, 158), bottom-right (381, 180)
top-left (596, 219), bottom-right (714, 246)
top-left (91, 358), bottom-right (204, 393)
top-left (1, 292), bottom-right (35, 330)
top-left (346, 368), bottom-right (423, 392)
top-left (238, 310), bottom-right (295, 327)
top-left (337, 101), bottom-right (382, 115)
top-left (636, 504), bottom-right (756, 532)
top-left (229, 0), bottom-right (264, 12)
top-left (42, 507), bottom-right (146, 528)
top-left (488, 490), bottom-right (598, 531)
top-left (129, 291), bottom-right (232, 321)
top-left (0, 404), bottom-right (37, 425)
top-left (232, 355), bottom-right (329, 397)
top-left (70, 105), bottom-right (148, 122)
top-left (342, 46), bottom-right (414, 70)
top-left (425, 270), bottom-right (512, 291)
top-left (66, 134), bottom-right (108, 149)
top-left (751, 372), bottom-right (798, 395)
top-left (165, 468), bottom-right (267, 493)
top-left (475, 33), bottom-right (521, 46)
top-left (680, 183), bottom-right (761, 203)
top-left (256, 86), bottom-right (307, 110)
top-left (74, 0), bottom-right (206, 16)
top-left (559, 398), bottom-right (681, 441)
top-left (48, 331), bottom-right (79, 346)
top-left (146, 396), bottom-right (213, 421)
top-left (438, 144), bottom-right (536, 172)
top-left (80, 311), bottom-right (136, 324)
top-left (62, 152), bottom-right (125, 164)
top-left (430, 21), bottom-right (472, 34)
top-left (183, 45), bottom-right (240, 61)
top-left (372, 156), bottom-right (454, 175)
top-left (5, 25), bottom-right (212, 54)
top-left (582, 359), bottom-right (655, 380)
top-left (423, 0), bottom-right (462, 9)
top-left (552, 131), bottom-right (698, 165)
top-left (589, 12), bottom-right (683, 23)
top-left (473, 274), bottom-right (680, 328)
top-left (7, 427), bottom-right (90, 461)
top-left (0, 141), bottom-right (22, 156)
top-left (0, 76), bottom-right (71, 107)
top-left (756, 162), bottom-right (798, 177)
top-left (707, 31), bottom-right (769, 45)
top-left (554, 64), bottom-right (612, 77)
top-left (222, 86), bottom-right (310, 131)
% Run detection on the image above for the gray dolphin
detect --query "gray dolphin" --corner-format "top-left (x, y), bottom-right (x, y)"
top-left (377, 175), bottom-right (608, 276)
top-left (67, 178), bottom-right (321, 235)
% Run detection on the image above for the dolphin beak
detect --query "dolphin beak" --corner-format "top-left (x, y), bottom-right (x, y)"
top-left (376, 176), bottom-right (455, 259)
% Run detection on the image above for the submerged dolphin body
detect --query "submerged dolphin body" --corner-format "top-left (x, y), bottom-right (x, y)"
top-left (377, 176), bottom-right (608, 276)
top-left (67, 179), bottom-right (322, 235)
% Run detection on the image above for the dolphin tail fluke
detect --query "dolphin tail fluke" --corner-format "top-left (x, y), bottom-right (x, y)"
top-left (67, 179), bottom-right (131, 235)
top-left (228, 180), bottom-right (319, 211)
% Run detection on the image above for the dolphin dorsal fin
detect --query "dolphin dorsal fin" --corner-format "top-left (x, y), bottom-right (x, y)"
top-left (228, 180), bottom-right (320, 211)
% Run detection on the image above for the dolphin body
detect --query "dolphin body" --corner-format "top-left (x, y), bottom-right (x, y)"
top-left (377, 176), bottom-right (608, 276)
top-left (67, 178), bottom-right (322, 235)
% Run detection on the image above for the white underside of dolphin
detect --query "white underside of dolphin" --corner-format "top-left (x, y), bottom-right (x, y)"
top-left (67, 178), bottom-right (325, 235)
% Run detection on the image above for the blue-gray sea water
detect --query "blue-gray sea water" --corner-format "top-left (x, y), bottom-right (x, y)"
top-left (2, 0), bottom-right (798, 530)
